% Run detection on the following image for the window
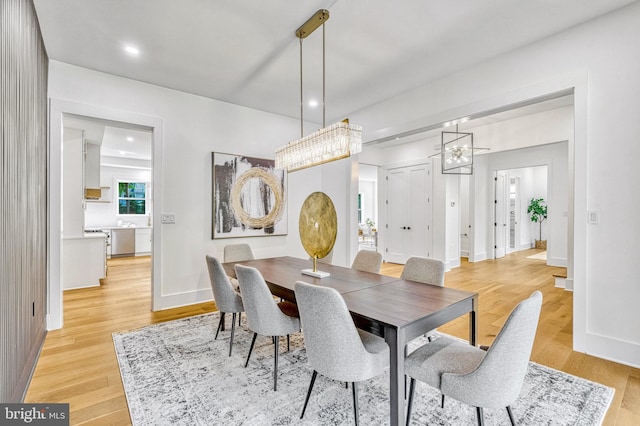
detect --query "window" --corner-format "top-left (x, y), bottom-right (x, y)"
top-left (118, 181), bottom-right (147, 215)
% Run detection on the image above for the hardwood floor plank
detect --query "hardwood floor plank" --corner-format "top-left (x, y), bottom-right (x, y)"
top-left (25, 251), bottom-right (639, 425)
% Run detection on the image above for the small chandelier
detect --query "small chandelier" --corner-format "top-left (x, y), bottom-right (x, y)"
top-left (275, 9), bottom-right (362, 172)
top-left (441, 128), bottom-right (474, 175)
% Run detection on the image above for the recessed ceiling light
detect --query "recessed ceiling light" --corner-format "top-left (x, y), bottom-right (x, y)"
top-left (126, 136), bottom-right (134, 142)
top-left (124, 45), bottom-right (140, 56)
top-left (308, 100), bottom-right (318, 108)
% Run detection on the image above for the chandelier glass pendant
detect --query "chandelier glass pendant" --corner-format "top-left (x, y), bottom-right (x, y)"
top-left (275, 9), bottom-right (362, 172)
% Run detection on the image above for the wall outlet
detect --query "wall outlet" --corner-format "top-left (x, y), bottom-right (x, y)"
top-left (161, 213), bottom-right (176, 224)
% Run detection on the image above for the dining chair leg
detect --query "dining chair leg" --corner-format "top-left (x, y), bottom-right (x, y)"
top-left (506, 406), bottom-right (516, 426)
top-left (441, 394), bottom-right (445, 408)
top-left (228, 312), bottom-right (236, 357)
top-left (406, 378), bottom-right (416, 426)
top-left (215, 312), bottom-right (225, 340)
top-left (273, 335), bottom-right (279, 391)
top-left (352, 381), bottom-right (359, 426)
top-left (244, 332), bottom-right (257, 368)
top-left (238, 312), bottom-right (242, 326)
top-left (287, 334), bottom-right (290, 351)
top-left (345, 382), bottom-right (348, 389)
top-left (300, 370), bottom-right (318, 419)
top-left (476, 407), bottom-right (485, 426)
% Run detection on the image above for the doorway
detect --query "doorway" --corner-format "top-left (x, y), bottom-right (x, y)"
top-left (493, 165), bottom-right (549, 260)
top-left (48, 99), bottom-right (163, 330)
top-left (358, 164), bottom-right (380, 252)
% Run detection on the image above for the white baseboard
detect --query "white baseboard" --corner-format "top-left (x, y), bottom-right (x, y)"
top-left (548, 256), bottom-right (568, 267)
top-left (564, 278), bottom-right (574, 291)
top-left (154, 288), bottom-right (213, 311)
top-left (470, 252), bottom-right (487, 262)
top-left (554, 277), bottom-right (566, 289)
top-left (446, 258), bottom-right (461, 270)
top-left (460, 250), bottom-right (469, 257)
top-left (586, 332), bottom-right (640, 369)
top-left (520, 242), bottom-right (534, 250)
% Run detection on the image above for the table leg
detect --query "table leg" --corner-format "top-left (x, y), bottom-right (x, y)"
top-left (385, 326), bottom-right (404, 426)
top-left (469, 306), bottom-right (478, 346)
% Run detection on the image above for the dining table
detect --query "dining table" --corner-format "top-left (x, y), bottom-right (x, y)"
top-left (222, 256), bottom-right (478, 426)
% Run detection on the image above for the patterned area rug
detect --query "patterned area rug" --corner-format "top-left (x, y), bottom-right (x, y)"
top-left (113, 313), bottom-right (613, 425)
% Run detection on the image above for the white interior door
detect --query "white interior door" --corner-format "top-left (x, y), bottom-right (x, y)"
top-left (385, 168), bottom-right (408, 263)
top-left (507, 176), bottom-right (521, 254)
top-left (494, 171), bottom-right (507, 258)
top-left (385, 164), bottom-right (431, 263)
top-left (407, 165), bottom-right (430, 258)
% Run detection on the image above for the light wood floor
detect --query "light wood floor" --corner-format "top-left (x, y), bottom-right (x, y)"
top-left (25, 251), bottom-right (640, 425)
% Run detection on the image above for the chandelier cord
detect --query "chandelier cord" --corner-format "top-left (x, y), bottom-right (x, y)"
top-left (300, 37), bottom-right (304, 138)
top-left (322, 22), bottom-right (326, 128)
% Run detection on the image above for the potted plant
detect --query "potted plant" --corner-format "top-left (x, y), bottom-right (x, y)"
top-left (365, 218), bottom-right (376, 232)
top-left (527, 198), bottom-right (548, 249)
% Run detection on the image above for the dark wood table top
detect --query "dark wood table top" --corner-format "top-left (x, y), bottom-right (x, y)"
top-left (223, 256), bottom-right (476, 331)
top-left (223, 255), bottom-right (399, 296)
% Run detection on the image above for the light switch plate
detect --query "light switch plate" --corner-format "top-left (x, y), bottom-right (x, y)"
top-left (161, 213), bottom-right (176, 224)
top-left (588, 210), bottom-right (599, 224)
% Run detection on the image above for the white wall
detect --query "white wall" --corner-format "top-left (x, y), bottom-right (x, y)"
top-left (48, 60), bottom-right (331, 316)
top-left (355, 3), bottom-right (640, 367)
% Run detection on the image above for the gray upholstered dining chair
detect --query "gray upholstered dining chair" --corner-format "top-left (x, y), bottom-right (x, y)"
top-left (205, 255), bottom-right (244, 356)
top-left (351, 250), bottom-right (383, 273)
top-left (223, 243), bottom-right (255, 263)
top-left (400, 256), bottom-right (445, 286)
top-left (294, 281), bottom-right (389, 425)
top-left (223, 243), bottom-right (255, 290)
top-left (405, 290), bottom-right (543, 426)
top-left (234, 264), bottom-right (300, 391)
top-left (401, 256), bottom-right (446, 342)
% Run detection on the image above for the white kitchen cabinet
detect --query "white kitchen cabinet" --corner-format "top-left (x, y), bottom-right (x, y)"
top-left (135, 228), bottom-right (152, 255)
top-left (84, 142), bottom-right (102, 200)
top-left (62, 234), bottom-right (106, 289)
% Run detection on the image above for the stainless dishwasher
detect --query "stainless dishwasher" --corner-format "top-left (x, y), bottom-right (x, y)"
top-left (111, 228), bottom-right (135, 257)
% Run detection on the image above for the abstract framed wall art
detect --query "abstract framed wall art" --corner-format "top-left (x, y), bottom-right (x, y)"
top-left (212, 152), bottom-right (287, 238)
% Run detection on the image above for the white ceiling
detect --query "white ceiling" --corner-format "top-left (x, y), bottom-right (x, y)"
top-left (34, 1), bottom-right (636, 147)
top-left (63, 114), bottom-right (152, 161)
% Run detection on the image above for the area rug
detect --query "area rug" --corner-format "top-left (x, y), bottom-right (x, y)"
top-left (113, 313), bottom-right (613, 425)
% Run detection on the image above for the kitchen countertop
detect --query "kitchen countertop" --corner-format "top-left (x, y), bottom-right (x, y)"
top-left (85, 226), bottom-right (152, 231)
top-left (61, 233), bottom-right (106, 240)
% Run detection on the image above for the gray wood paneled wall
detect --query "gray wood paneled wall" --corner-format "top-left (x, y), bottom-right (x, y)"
top-left (1, 0), bottom-right (49, 402)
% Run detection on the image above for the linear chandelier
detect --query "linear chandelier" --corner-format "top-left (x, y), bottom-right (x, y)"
top-left (275, 9), bottom-right (362, 172)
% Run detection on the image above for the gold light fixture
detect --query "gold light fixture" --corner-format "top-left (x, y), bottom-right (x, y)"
top-left (275, 9), bottom-right (362, 172)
